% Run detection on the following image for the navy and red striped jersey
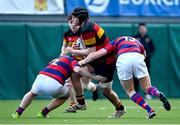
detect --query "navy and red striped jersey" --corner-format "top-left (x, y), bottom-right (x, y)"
top-left (104, 36), bottom-right (145, 56)
top-left (39, 55), bottom-right (78, 85)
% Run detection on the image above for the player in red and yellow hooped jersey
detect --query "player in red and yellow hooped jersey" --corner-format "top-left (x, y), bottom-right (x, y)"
top-left (61, 19), bottom-right (99, 112)
top-left (11, 55), bottom-right (107, 119)
top-left (65, 7), bottom-right (125, 117)
top-left (79, 36), bottom-right (171, 118)
top-left (61, 22), bottom-right (81, 59)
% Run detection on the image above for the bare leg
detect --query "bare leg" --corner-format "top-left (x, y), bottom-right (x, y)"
top-left (81, 77), bottom-right (96, 91)
top-left (46, 94), bottom-right (69, 112)
top-left (69, 86), bottom-right (77, 105)
top-left (13, 91), bottom-right (36, 117)
top-left (20, 91), bottom-right (36, 109)
top-left (101, 85), bottom-right (125, 118)
top-left (120, 78), bottom-right (153, 114)
top-left (102, 88), bottom-right (121, 107)
top-left (40, 92), bottom-right (70, 117)
top-left (70, 73), bottom-right (83, 97)
top-left (70, 72), bottom-right (85, 106)
top-left (138, 75), bottom-right (171, 111)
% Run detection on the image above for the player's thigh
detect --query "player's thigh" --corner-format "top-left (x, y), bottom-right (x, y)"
top-left (120, 78), bottom-right (134, 94)
top-left (133, 53), bottom-right (148, 79)
top-left (32, 74), bottom-right (69, 98)
top-left (138, 74), bottom-right (151, 92)
top-left (116, 54), bottom-right (133, 80)
top-left (94, 62), bottom-right (116, 82)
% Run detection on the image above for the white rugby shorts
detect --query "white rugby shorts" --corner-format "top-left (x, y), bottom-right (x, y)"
top-left (116, 53), bottom-right (148, 80)
top-left (31, 74), bottom-right (69, 98)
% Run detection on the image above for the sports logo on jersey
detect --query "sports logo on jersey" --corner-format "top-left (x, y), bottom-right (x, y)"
top-left (84, 0), bottom-right (109, 13)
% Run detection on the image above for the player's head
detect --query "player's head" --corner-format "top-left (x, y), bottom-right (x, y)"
top-left (138, 23), bottom-right (147, 36)
top-left (70, 7), bottom-right (89, 26)
top-left (68, 19), bottom-right (80, 33)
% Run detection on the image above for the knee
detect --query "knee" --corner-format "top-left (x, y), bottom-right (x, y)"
top-left (142, 87), bottom-right (149, 93)
top-left (102, 88), bottom-right (111, 97)
top-left (65, 91), bottom-right (70, 99)
top-left (59, 91), bottom-right (70, 100)
top-left (29, 91), bottom-right (37, 97)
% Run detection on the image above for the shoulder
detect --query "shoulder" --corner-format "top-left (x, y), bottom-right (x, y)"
top-left (64, 29), bottom-right (74, 37)
top-left (81, 20), bottom-right (94, 32)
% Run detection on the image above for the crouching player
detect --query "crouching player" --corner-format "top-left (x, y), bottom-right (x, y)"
top-left (11, 55), bottom-right (107, 118)
top-left (79, 36), bottom-right (171, 118)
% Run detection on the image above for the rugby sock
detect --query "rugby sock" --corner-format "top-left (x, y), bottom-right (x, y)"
top-left (16, 107), bottom-right (24, 115)
top-left (41, 107), bottom-right (49, 116)
top-left (147, 86), bottom-right (160, 97)
top-left (76, 95), bottom-right (85, 105)
top-left (115, 102), bottom-right (125, 111)
top-left (130, 92), bottom-right (152, 113)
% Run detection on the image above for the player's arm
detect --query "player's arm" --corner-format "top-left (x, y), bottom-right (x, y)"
top-left (73, 66), bottom-right (107, 82)
top-left (66, 46), bottom-right (96, 56)
top-left (60, 42), bottom-right (68, 55)
top-left (139, 42), bottom-right (146, 57)
top-left (79, 48), bottom-right (107, 66)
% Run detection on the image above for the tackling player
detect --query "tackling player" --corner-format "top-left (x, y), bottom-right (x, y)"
top-left (79, 36), bottom-right (171, 118)
top-left (65, 7), bottom-right (125, 118)
top-left (11, 55), bottom-right (106, 118)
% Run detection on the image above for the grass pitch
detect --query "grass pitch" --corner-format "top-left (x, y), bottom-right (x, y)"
top-left (0, 99), bottom-right (180, 124)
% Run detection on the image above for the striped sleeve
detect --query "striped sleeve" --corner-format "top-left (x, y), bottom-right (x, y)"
top-left (136, 40), bottom-right (145, 54)
top-left (103, 42), bottom-right (115, 54)
top-left (94, 23), bottom-right (104, 39)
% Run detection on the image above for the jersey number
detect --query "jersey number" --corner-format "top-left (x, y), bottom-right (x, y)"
top-left (126, 37), bottom-right (135, 42)
top-left (49, 59), bottom-right (59, 65)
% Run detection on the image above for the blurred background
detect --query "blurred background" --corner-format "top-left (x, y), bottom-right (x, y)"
top-left (0, 0), bottom-right (179, 99)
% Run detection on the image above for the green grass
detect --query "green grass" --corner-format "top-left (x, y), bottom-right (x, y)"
top-left (0, 99), bottom-right (180, 124)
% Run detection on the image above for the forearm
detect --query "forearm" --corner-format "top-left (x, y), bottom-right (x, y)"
top-left (80, 48), bottom-right (107, 65)
top-left (74, 67), bottom-right (97, 80)
top-left (60, 43), bottom-right (68, 55)
top-left (71, 48), bottom-right (92, 56)
top-left (66, 46), bottom-right (96, 56)
top-left (61, 46), bottom-right (66, 55)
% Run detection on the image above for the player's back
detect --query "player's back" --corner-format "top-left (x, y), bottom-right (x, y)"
top-left (81, 20), bottom-right (116, 64)
top-left (81, 20), bottom-right (109, 50)
top-left (39, 55), bottom-right (77, 85)
top-left (113, 36), bottom-right (145, 56)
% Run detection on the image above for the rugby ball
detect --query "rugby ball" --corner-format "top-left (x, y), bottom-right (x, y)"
top-left (75, 38), bottom-right (86, 50)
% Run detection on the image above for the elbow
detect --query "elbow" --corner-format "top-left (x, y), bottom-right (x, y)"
top-left (74, 66), bottom-right (83, 75)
